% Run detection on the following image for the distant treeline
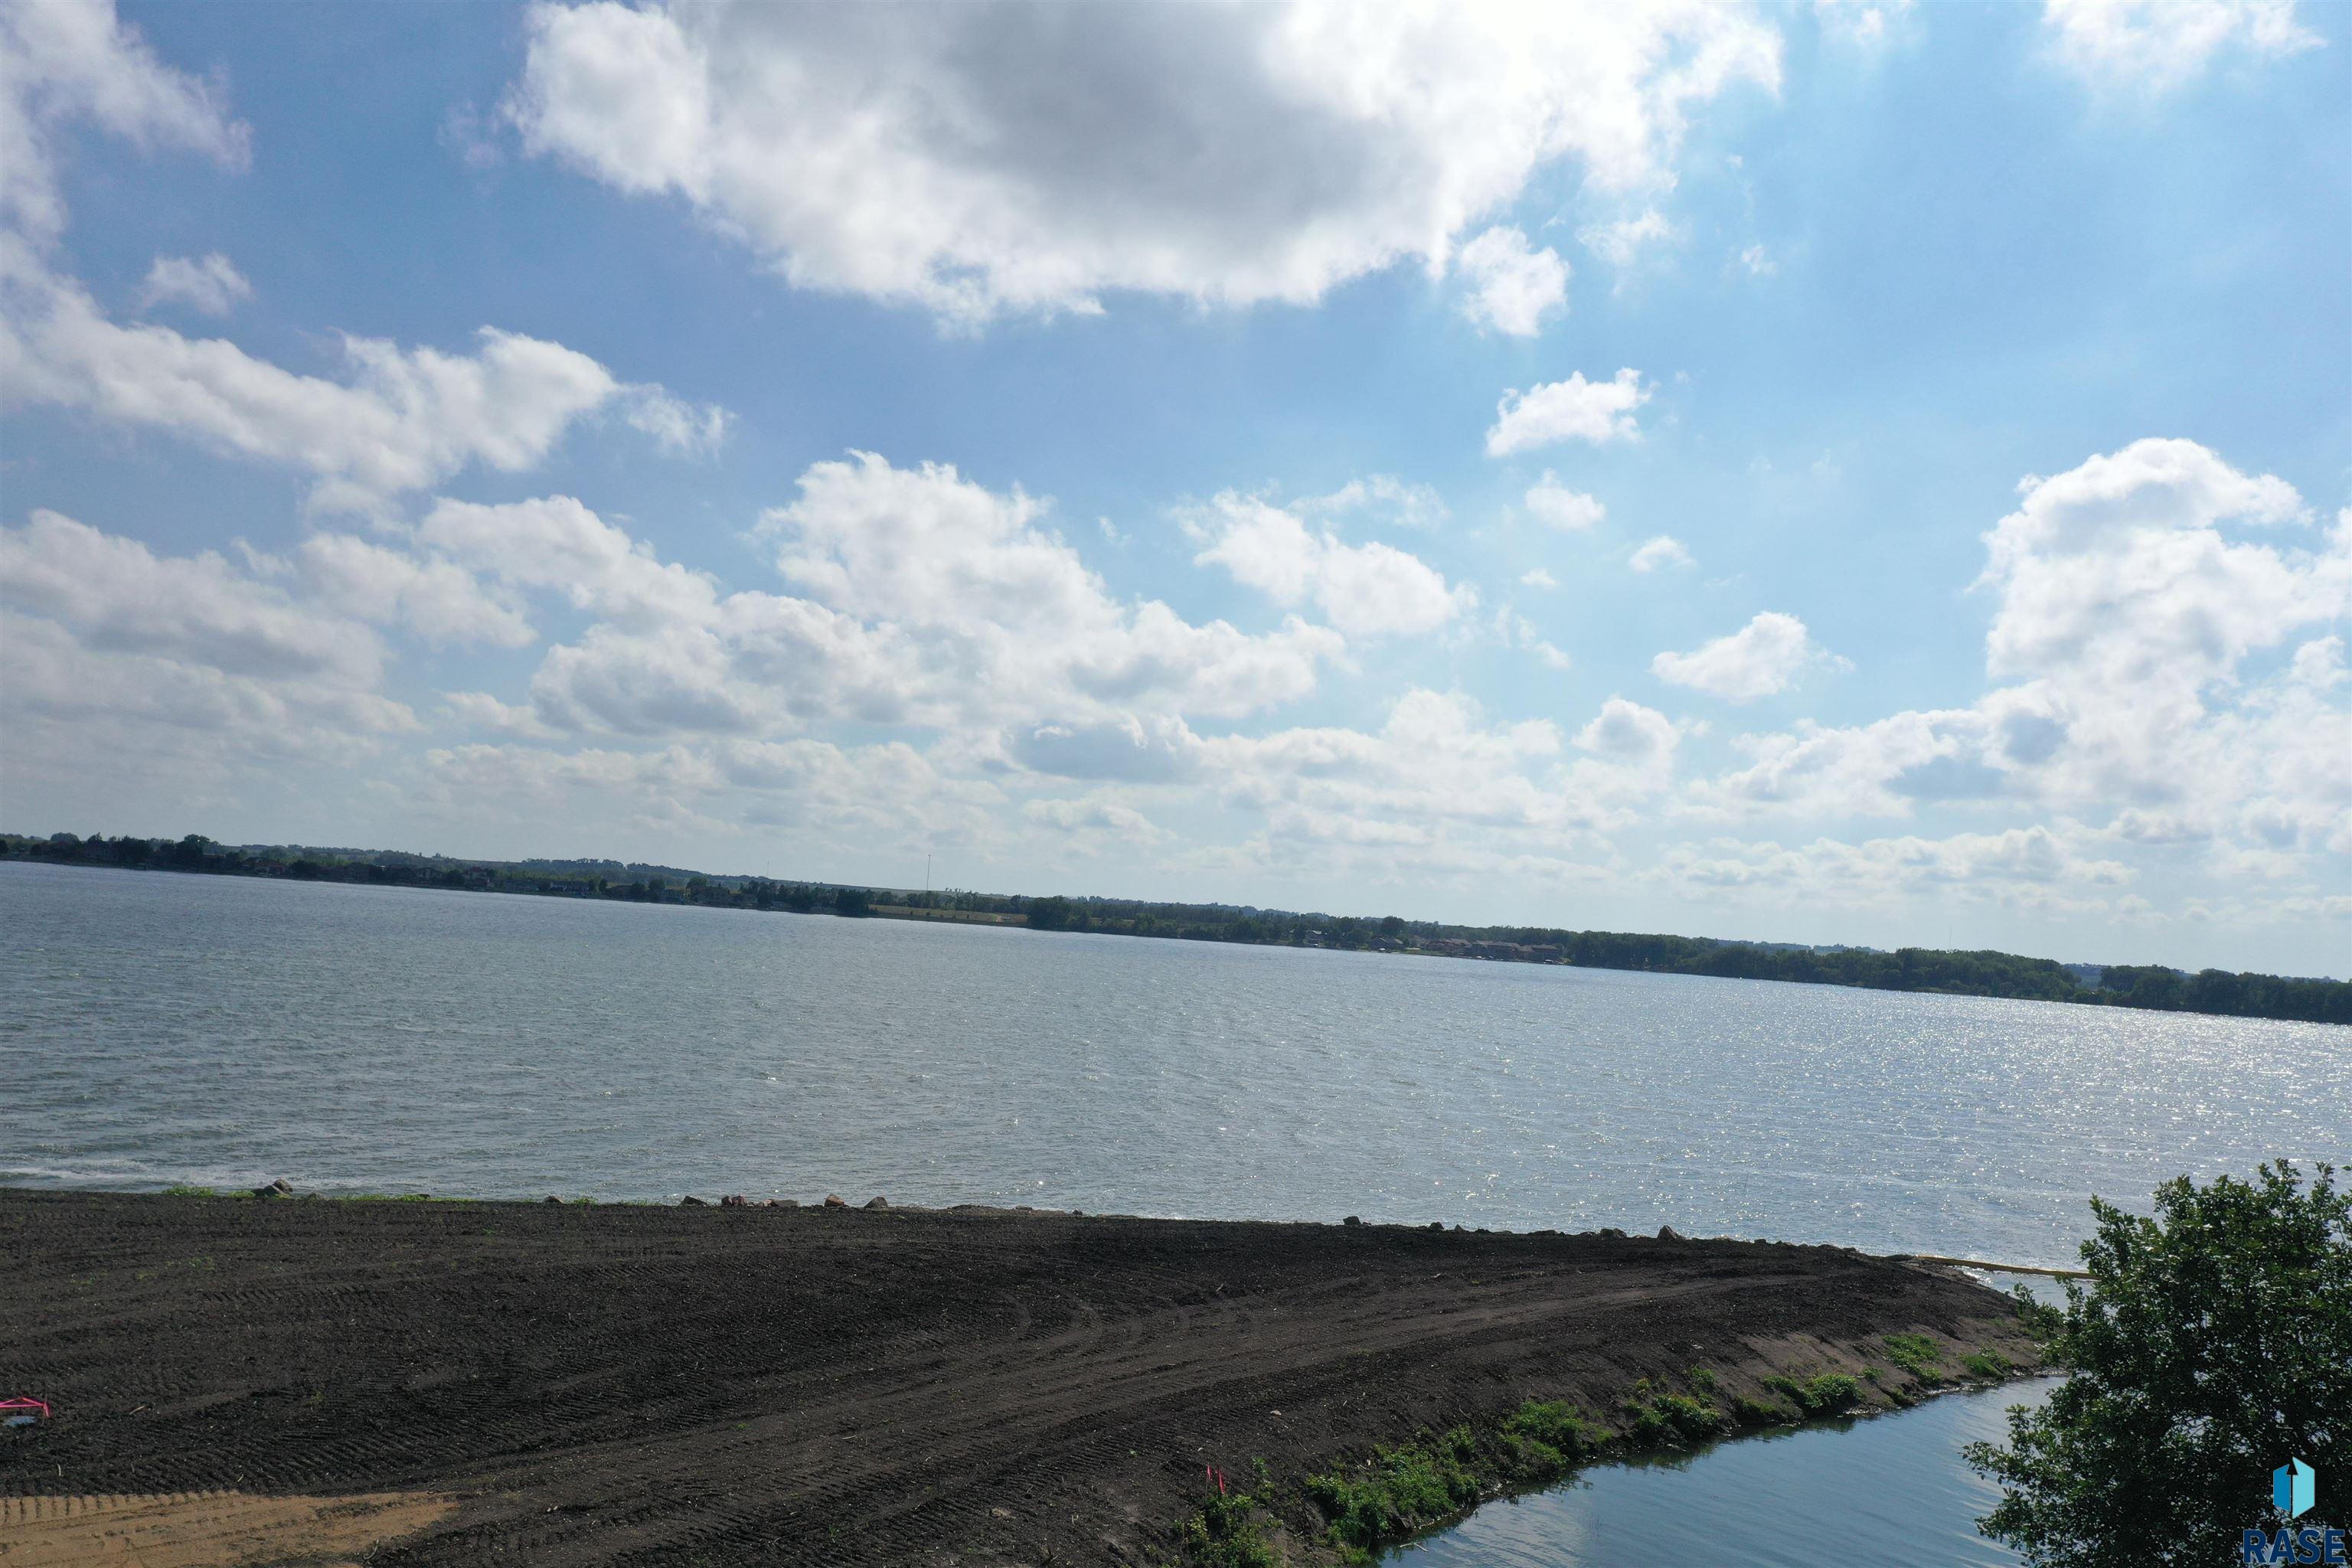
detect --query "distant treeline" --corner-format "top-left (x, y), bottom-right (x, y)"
top-left (7, 830), bottom-right (2346, 1026)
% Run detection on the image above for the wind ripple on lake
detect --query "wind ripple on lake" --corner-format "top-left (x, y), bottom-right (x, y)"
top-left (4, 862), bottom-right (2344, 1266)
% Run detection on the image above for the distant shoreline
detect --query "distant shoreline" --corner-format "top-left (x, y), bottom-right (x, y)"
top-left (0, 1187), bottom-right (2047, 1567)
top-left (5, 836), bottom-right (2346, 1024)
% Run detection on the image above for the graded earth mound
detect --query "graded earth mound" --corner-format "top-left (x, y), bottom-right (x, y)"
top-left (0, 1191), bottom-right (2037, 1566)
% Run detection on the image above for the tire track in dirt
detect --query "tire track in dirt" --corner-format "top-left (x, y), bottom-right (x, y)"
top-left (2, 1191), bottom-right (2036, 1566)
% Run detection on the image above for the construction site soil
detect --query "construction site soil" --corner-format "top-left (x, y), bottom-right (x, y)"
top-left (1, 1190), bottom-right (2039, 1566)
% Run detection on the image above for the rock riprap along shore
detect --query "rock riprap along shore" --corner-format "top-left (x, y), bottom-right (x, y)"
top-left (0, 1189), bottom-right (2040, 1566)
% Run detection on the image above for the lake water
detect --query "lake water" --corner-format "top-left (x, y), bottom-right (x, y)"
top-left (4, 862), bottom-right (2342, 1563)
top-left (5, 861), bottom-right (2345, 1266)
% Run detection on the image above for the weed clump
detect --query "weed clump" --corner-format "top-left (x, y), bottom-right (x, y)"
top-left (1178, 1488), bottom-right (1275, 1568)
top-left (1962, 1351), bottom-right (2011, 1380)
top-left (1882, 1333), bottom-right (1947, 1384)
top-left (1620, 1389), bottom-right (1726, 1445)
top-left (1305, 1426), bottom-right (1482, 1556)
top-left (1762, 1372), bottom-right (1860, 1416)
top-left (1496, 1400), bottom-right (1601, 1479)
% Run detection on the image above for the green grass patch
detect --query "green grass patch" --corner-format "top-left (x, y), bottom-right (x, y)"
top-left (1882, 1333), bottom-right (1947, 1384)
top-left (1287, 1400), bottom-right (1606, 1563)
top-left (162, 1184), bottom-right (217, 1197)
top-left (1762, 1372), bottom-right (1861, 1416)
top-left (1619, 1390), bottom-right (1726, 1446)
top-left (1962, 1351), bottom-right (2011, 1379)
top-left (1183, 1372), bottom-right (1851, 1565)
top-left (1494, 1400), bottom-right (1603, 1481)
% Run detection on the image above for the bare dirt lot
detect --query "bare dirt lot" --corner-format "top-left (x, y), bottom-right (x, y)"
top-left (0, 1489), bottom-right (453, 1567)
top-left (0, 1191), bottom-right (2037, 1566)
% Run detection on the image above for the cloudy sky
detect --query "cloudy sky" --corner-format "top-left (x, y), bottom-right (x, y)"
top-left (2, 0), bottom-right (2346, 973)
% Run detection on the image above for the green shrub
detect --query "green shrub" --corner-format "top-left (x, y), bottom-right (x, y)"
top-left (1883, 1333), bottom-right (1947, 1383)
top-left (1495, 1400), bottom-right (1598, 1481)
top-left (1179, 1489), bottom-right (1274, 1568)
top-left (1762, 1372), bottom-right (1860, 1416)
top-left (1962, 1351), bottom-right (2009, 1379)
top-left (1618, 1390), bottom-right (1724, 1446)
top-left (1305, 1432), bottom-right (1481, 1553)
top-left (162, 1184), bottom-right (217, 1197)
top-left (1687, 1367), bottom-right (1720, 1393)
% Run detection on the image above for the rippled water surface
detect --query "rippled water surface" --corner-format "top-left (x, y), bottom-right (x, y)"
top-left (5, 861), bottom-right (2347, 1269)
top-left (1396, 1380), bottom-right (2061, 1567)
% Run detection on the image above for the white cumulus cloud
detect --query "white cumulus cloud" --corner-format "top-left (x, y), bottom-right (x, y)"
top-left (1455, 225), bottom-right (1569, 337)
top-left (1524, 475), bottom-right (1607, 531)
top-left (1688, 440), bottom-right (2351, 877)
top-left (2042, 0), bottom-right (2321, 93)
top-left (0, 0), bottom-right (249, 243)
top-left (137, 253), bottom-right (251, 316)
top-left (1653, 611), bottom-right (1844, 701)
top-left (1190, 492), bottom-right (1475, 639)
top-left (1487, 368), bottom-right (1651, 457)
top-left (0, 4), bottom-right (727, 514)
top-left (2, 261), bottom-right (727, 513)
top-left (505, 1), bottom-right (1779, 325)
top-left (1630, 535), bottom-right (1694, 572)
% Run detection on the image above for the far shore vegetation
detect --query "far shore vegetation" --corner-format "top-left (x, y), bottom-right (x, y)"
top-left (6, 829), bottom-right (2344, 1025)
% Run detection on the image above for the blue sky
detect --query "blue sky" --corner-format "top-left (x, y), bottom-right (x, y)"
top-left (3, 0), bottom-right (2347, 973)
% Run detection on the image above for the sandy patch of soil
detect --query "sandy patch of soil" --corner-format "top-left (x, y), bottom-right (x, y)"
top-left (0, 1489), bottom-right (452, 1566)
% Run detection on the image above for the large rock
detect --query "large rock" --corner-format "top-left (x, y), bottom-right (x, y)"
top-left (822, 1194), bottom-right (847, 1208)
top-left (1658, 1224), bottom-right (1685, 1241)
top-left (252, 1178), bottom-right (293, 1199)
top-left (679, 1194), bottom-right (707, 1207)
top-left (863, 1196), bottom-right (890, 1210)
